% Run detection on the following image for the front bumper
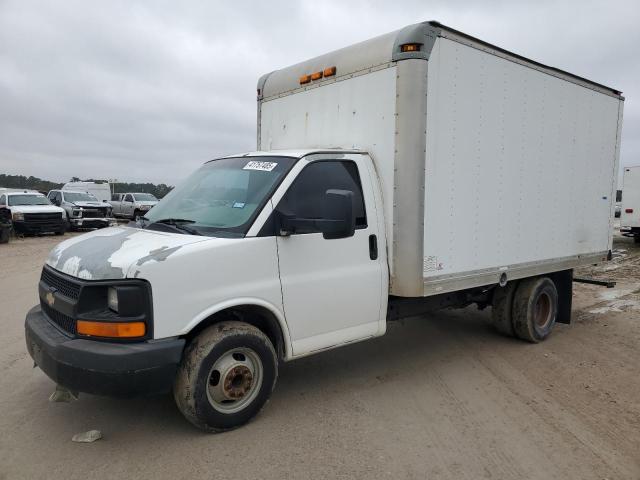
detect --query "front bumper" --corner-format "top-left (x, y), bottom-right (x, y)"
top-left (25, 305), bottom-right (185, 397)
top-left (69, 217), bottom-right (116, 229)
top-left (13, 220), bottom-right (65, 234)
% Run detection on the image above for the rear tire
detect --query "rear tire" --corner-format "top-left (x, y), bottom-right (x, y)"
top-left (174, 321), bottom-right (278, 432)
top-left (491, 281), bottom-right (518, 336)
top-left (512, 277), bottom-right (558, 343)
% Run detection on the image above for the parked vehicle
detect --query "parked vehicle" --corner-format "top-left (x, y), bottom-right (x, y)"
top-left (25, 21), bottom-right (623, 432)
top-left (47, 190), bottom-right (116, 230)
top-left (110, 192), bottom-right (159, 220)
top-left (62, 181), bottom-right (112, 203)
top-left (0, 190), bottom-right (65, 235)
top-left (620, 167), bottom-right (640, 240)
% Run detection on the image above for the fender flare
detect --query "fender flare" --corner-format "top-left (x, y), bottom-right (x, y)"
top-left (180, 297), bottom-right (293, 360)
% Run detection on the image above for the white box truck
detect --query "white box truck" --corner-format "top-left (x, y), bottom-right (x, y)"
top-left (620, 166), bottom-right (640, 241)
top-left (25, 21), bottom-right (623, 432)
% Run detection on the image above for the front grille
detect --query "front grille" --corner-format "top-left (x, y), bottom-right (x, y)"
top-left (41, 268), bottom-right (81, 300)
top-left (80, 208), bottom-right (106, 218)
top-left (41, 301), bottom-right (76, 335)
top-left (24, 212), bottom-right (63, 223)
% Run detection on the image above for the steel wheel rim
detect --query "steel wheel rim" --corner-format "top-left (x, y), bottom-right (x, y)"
top-left (206, 347), bottom-right (263, 414)
top-left (534, 292), bottom-right (552, 328)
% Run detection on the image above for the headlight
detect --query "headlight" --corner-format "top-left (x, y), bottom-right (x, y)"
top-left (72, 208), bottom-right (82, 217)
top-left (12, 212), bottom-right (24, 221)
top-left (107, 287), bottom-right (119, 313)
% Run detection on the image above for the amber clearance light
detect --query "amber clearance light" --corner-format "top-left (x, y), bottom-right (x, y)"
top-left (77, 320), bottom-right (146, 338)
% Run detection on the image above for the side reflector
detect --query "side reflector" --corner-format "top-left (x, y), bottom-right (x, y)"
top-left (299, 74), bottom-right (311, 85)
top-left (625, 208), bottom-right (633, 213)
top-left (311, 71), bottom-right (323, 81)
top-left (400, 43), bottom-right (421, 53)
top-left (323, 66), bottom-right (336, 77)
top-left (77, 320), bottom-right (146, 338)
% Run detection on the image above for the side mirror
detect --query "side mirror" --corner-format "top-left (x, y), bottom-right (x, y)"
top-left (276, 189), bottom-right (356, 240)
top-left (320, 189), bottom-right (355, 239)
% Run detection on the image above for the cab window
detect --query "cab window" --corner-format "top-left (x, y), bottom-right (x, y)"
top-left (276, 160), bottom-right (367, 234)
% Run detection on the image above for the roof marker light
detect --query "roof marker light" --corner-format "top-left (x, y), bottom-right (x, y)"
top-left (323, 66), bottom-right (336, 77)
top-left (299, 74), bottom-right (311, 85)
top-left (400, 43), bottom-right (421, 53)
top-left (311, 71), bottom-right (323, 81)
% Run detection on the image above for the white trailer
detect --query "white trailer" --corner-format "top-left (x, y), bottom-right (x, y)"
top-left (26, 21), bottom-right (623, 432)
top-left (621, 166), bottom-right (640, 241)
top-left (62, 181), bottom-right (111, 203)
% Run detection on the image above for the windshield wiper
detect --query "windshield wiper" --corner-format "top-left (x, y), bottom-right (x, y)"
top-left (145, 218), bottom-right (202, 236)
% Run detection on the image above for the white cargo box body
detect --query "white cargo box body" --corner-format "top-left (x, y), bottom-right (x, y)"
top-left (621, 166), bottom-right (640, 228)
top-left (258, 21), bottom-right (624, 297)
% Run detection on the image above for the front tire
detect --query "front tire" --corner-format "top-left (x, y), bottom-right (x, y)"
top-left (174, 321), bottom-right (278, 432)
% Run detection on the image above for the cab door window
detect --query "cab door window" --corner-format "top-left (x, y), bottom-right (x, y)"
top-left (276, 160), bottom-right (367, 234)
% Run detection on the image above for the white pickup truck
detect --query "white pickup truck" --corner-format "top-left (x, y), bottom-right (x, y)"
top-left (25, 21), bottom-right (623, 432)
top-left (110, 193), bottom-right (159, 220)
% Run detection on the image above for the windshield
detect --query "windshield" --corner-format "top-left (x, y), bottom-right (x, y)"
top-left (143, 156), bottom-right (296, 236)
top-left (64, 192), bottom-right (98, 202)
top-left (8, 195), bottom-right (51, 206)
top-left (133, 193), bottom-right (158, 201)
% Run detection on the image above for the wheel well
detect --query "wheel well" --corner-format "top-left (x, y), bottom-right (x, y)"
top-left (184, 306), bottom-right (286, 360)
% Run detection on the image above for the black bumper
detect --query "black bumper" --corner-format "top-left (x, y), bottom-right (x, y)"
top-left (25, 305), bottom-right (185, 397)
top-left (14, 220), bottom-right (64, 234)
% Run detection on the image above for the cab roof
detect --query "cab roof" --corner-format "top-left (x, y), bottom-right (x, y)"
top-left (219, 149), bottom-right (365, 160)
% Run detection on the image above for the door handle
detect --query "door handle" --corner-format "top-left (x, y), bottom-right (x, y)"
top-left (369, 234), bottom-right (378, 260)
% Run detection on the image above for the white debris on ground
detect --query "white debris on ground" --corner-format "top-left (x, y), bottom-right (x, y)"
top-left (71, 430), bottom-right (102, 443)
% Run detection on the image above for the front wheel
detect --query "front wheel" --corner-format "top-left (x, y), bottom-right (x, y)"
top-left (174, 321), bottom-right (278, 432)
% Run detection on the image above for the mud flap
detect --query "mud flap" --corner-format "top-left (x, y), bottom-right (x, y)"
top-left (549, 269), bottom-right (573, 324)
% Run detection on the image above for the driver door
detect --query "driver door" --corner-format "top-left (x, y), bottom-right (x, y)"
top-left (274, 156), bottom-right (385, 357)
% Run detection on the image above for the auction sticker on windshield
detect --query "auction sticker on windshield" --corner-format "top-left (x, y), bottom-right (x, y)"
top-left (243, 161), bottom-right (278, 172)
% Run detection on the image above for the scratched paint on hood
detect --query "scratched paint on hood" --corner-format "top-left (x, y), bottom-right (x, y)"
top-left (46, 226), bottom-right (209, 280)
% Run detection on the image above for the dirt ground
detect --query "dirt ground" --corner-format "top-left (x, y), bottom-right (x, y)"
top-left (0, 230), bottom-right (639, 480)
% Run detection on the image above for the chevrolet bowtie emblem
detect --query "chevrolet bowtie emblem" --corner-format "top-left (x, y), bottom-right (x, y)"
top-left (45, 291), bottom-right (55, 307)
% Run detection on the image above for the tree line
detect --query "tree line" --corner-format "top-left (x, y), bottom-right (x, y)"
top-left (1, 174), bottom-right (173, 199)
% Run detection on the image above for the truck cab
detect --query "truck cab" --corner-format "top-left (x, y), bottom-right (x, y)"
top-left (26, 150), bottom-right (387, 430)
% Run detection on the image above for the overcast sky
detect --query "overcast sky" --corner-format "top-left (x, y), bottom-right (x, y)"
top-left (1, 0), bottom-right (638, 186)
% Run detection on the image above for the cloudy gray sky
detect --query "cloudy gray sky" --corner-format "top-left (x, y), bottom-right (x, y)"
top-left (1, 0), bottom-right (638, 186)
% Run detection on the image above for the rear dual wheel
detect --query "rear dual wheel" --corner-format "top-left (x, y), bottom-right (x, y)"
top-left (174, 321), bottom-right (278, 432)
top-left (492, 277), bottom-right (558, 342)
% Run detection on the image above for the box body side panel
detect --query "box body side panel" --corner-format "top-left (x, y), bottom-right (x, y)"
top-left (423, 37), bottom-right (621, 287)
top-left (259, 67), bottom-right (399, 273)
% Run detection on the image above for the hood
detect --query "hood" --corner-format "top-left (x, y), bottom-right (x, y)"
top-left (136, 201), bottom-right (158, 206)
top-left (70, 201), bottom-right (109, 208)
top-left (46, 226), bottom-right (211, 280)
top-left (11, 205), bottom-right (64, 214)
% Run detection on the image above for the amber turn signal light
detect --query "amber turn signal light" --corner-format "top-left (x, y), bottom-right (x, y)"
top-left (323, 66), bottom-right (336, 77)
top-left (77, 320), bottom-right (146, 338)
top-left (400, 43), bottom-right (421, 52)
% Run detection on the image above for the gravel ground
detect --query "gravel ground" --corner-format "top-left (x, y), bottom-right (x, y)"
top-left (0, 230), bottom-right (638, 480)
